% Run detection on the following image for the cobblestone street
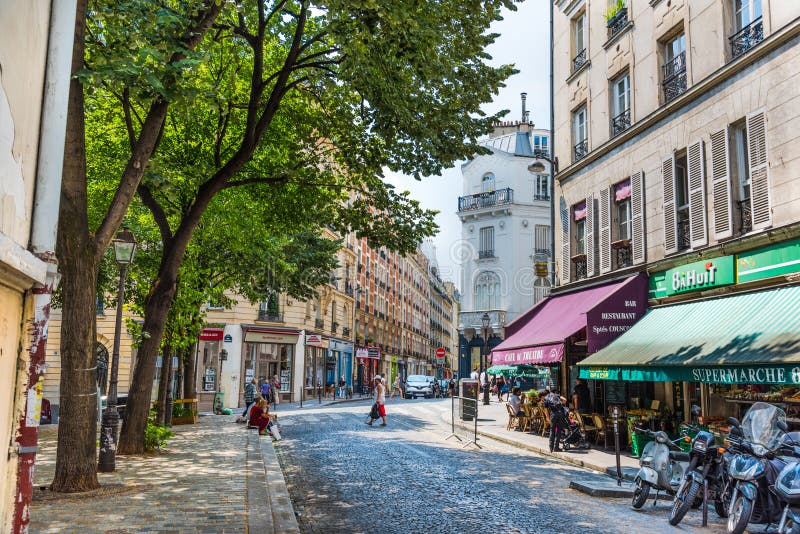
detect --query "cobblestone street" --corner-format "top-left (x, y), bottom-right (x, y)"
top-left (276, 399), bottom-right (728, 534)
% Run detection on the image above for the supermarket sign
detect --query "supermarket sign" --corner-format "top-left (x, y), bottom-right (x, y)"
top-left (649, 256), bottom-right (735, 298)
top-left (581, 364), bottom-right (800, 385)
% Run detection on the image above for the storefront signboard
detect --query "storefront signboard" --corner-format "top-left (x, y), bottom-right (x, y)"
top-left (223, 334), bottom-right (233, 343)
top-left (305, 334), bottom-right (329, 348)
top-left (737, 238), bottom-right (800, 283)
top-left (586, 274), bottom-right (647, 353)
top-left (244, 331), bottom-right (298, 344)
top-left (199, 327), bottom-right (224, 341)
top-left (491, 343), bottom-right (564, 365)
top-left (580, 364), bottom-right (800, 385)
top-left (649, 256), bottom-right (735, 298)
top-left (356, 347), bottom-right (369, 359)
top-left (367, 347), bottom-right (380, 359)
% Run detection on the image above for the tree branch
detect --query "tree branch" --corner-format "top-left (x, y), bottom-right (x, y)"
top-left (137, 184), bottom-right (173, 243)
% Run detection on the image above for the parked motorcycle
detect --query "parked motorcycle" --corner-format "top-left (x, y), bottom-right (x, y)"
top-left (669, 406), bottom-right (733, 526)
top-left (631, 427), bottom-right (690, 509)
top-left (773, 451), bottom-right (800, 534)
top-left (726, 402), bottom-right (795, 534)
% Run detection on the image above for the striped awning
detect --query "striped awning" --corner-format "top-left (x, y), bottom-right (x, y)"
top-left (578, 284), bottom-right (800, 384)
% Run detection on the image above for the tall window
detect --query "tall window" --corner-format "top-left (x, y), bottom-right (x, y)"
top-left (533, 135), bottom-right (549, 156)
top-left (572, 105), bottom-right (588, 161)
top-left (662, 32), bottom-right (687, 102)
top-left (534, 224), bottom-right (550, 255)
top-left (611, 72), bottom-right (631, 135)
top-left (481, 173), bottom-right (495, 193)
top-left (479, 226), bottom-right (494, 258)
top-left (534, 175), bottom-right (549, 200)
top-left (735, 0), bottom-right (762, 30)
top-left (730, 120), bottom-right (752, 234)
top-left (474, 272), bottom-right (501, 310)
top-left (572, 12), bottom-right (587, 71)
top-left (675, 151), bottom-right (690, 250)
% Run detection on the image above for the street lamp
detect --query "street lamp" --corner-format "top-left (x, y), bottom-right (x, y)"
top-left (98, 227), bottom-right (136, 472)
top-left (481, 312), bottom-right (490, 406)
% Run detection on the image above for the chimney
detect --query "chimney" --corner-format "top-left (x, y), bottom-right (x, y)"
top-left (521, 92), bottom-right (527, 123)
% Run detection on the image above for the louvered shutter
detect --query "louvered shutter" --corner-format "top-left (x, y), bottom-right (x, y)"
top-left (709, 128), bottom-right (733, 240)
top-left (560, 218), bottom-right (570, 285)
top-left (687, 141), bottom-right (708, 248)
top-left (631, 171), bottom-right (646, 264)
top-left (599, 187), bottom-right (612, 274)
top-left (585, 194), bottom-right (596, 277)
top-left (662, 153), bottom-right (678, 255)
top-left (746, 110), bottom-right (771, 230)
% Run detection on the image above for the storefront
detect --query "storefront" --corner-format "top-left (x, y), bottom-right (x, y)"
top-left (490, 273), bottom-right (648, 404)
top-left (329, 338), bottom-right (353, 392)
top-left (304, 333), bottom-right (328, 399)
top-left (197, 327), bottom-right (224, 412)
top-left (355, 346), bottom-right (379, 394)
top-left (241, 326), bottom-right (298, 404)
top-left (579, 238), bottom-right (800, 446)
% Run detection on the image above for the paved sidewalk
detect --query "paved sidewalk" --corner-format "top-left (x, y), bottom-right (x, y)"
top-left (30, 415), bottom-right (297, 533)
top-left (441, 397), bottom-right (640, 477)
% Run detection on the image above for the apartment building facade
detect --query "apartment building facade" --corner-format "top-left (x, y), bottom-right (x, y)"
top-left (551, 0), bottom-right (800, 416)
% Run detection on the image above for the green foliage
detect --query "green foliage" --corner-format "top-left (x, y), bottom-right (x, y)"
top-left (605, 0), bottom-right (627, 22)
top-left (145, 409), bottom-right (174, 452)
top-left (172, 401), bottom-right (196, 419)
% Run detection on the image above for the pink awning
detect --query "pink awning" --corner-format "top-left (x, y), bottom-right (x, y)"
top-left (490, 274), bottom-right (648, 364)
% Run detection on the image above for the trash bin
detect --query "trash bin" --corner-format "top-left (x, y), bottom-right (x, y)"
top-left (460, 379), bottom-right (478, 421)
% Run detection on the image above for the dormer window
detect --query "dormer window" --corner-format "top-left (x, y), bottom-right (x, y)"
top-left (482, 173), bottom-right (495, 193)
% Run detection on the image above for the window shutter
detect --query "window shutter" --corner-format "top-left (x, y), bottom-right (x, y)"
top-left (687, 141), bottom-right (708, 248)
top-left (561, 219), bottom-right (571, 284)
top-left (662, 153), bottom-right (678, 255)
top-left (585, 194), bottom-right (596, 277)
top-left (599, 187), bottom-right (612, 273)
top-left (631, 171), bottom-right (646, 264)
top-left (746, 110), bottom-right (771, 230)
top-left (709, 128), bottom-right (733, 240)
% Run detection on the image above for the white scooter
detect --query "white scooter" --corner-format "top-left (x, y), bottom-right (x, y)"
top-left (632, 427), bottom-right (691, 509)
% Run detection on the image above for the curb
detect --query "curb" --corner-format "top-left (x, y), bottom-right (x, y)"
top-left (246, 429), bottom-right (300, 533)
top-left (569, 479), bottom-right (635, 498)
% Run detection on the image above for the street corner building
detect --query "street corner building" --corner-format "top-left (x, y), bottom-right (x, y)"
top-left (545, 0), bottom-right (800, 454)
top-left (0, 0), bottom-right (76, 531)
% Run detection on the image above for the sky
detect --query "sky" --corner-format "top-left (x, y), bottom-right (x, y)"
top-left (385, 0), bottom-right (551, 291)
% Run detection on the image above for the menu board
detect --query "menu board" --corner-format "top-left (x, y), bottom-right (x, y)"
top-left (605, 380), bottom-right (627, 405)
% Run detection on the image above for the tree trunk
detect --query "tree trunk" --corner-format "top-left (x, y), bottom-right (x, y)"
top-left (174, 349), bottom-right (184, 400)
top-left (51, 0), bottom-right (100, 493)
top-left (184, 345), bottom-right (196, 400)
top-left (155, 340), bottom-right (171, 425)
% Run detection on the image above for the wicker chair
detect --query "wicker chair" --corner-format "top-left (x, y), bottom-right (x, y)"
top-left (540, 405), bottom-right (552, 437)
top-left (592, 414), bottom-right (608, 447)
top-left (575, 412), bottom-right (598, 443)
top-left (506, 402), bottom-right (521, 431)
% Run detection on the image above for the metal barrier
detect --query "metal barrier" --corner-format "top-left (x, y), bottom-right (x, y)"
top-left (445, 393), bottom-right (481, 449)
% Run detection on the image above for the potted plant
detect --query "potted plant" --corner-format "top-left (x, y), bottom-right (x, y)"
top-left (605, 0), bottom-right (627, 27)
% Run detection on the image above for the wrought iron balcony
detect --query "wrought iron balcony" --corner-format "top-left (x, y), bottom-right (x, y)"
top-left (611, 108), bottom-right (630, 137)
top-left (737, 199), bottom-right (753, 235)
top-left (533, 193), bottom-right (550, 201)
top-left (315, 318), bottom-right (324, 329)
top-left (607, 8), bottom-right (628, 39)
top-left (331, 322), bottom-right (339, 334)
top-left (662, 51), bottom-right (687, 103)
top-left (532, 148), bottom-right (550, 159)
top-left (457, 187), bottom-right (514, 212)
top-left (730, 18), bottom-right (763, 59)
top-left (258, 310), bottom-right (284, 322)
top-left (572, 254), bottom-right (587, 281)
top-left (677, 212), bottom-right (691, 251)
top-left (478, 249), bottom-right (495, 259)
top-left (573, 139), bottom-right (588, 162)
top-left (342, 327), bottom-right (351, 338)
top-left (572, 48), bottom-right (587, 73)
top-left (612, 239), bottom-right (632, 269)
top-left (458, 310), bottom-right (506, 331)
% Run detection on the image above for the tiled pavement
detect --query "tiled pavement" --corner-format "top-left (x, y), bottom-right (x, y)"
top-left (29, 415), bottom-right (296, 533)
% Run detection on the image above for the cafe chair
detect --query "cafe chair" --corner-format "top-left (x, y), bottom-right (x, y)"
top-left (592, 414), bottom-right (608, 447)
top-left (505, 403), bottom-right (521, 431)
top-left (540, 406), bottom-right (552, 437)
top-left (576, 412), bottom-right (598, 443)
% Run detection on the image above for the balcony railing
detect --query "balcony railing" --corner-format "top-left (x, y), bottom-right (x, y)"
top-left (478, 249), bottom-right (495, 259)
top-left (677, 212), bottom-right (690, 251)
top-left (606, 8), bottom-right (628, 40)
top-left (534, 248), bottom-right (551, 256)
top-left (730, 18), bottom-right (763, 59)
top-left (572, 254), bottom-right (587, 281)
top-left (572, 48), bottom-right (587, 73)
top-left (662, 51), bottom-right (687, 103)
top-left (532, 148), bottom-right (550, 159)
top-left (611, 108), bottom-right (630, 137)
top-left (342, 327), bottom-right (351, 338)
top-left (315, 318), bottom-right (324, 329)
top-left (457, 188), bottom-right (514, 212)
top-left (612, 239), bottom-right (633, 269)
top-left (331, 322), bottom-right (339, 334)
top-left (458, 310), bottom-right (506, 331)
top-left (534, 193), bottom-right (550, 201)
top-left (573, 139), bottom-right (588, 162)
top-left (258, 310), bottom-right (284, 322)
top-left (737, 199), bottom-right (753, 235)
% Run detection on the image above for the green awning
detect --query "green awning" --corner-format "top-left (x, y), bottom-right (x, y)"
top-left (578, 284), bottom-right (800, 385)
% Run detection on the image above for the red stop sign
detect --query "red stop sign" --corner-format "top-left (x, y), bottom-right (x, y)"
top-left (435, 347), bottom-right (446, 358)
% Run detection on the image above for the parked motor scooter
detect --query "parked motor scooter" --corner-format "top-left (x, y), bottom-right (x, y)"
top-left (725, 403), bottom-right (797, 534)
top-left (631, 427), bottom-right (690, 509)
top-left (772, 446), bottom-right (800, 534)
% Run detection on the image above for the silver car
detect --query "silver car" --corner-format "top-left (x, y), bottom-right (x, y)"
top-left (404, 375), bottom-right (435, 399)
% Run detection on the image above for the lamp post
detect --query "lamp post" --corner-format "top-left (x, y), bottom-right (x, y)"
top-left (481, 312), bottom-right (490, 406)
top-left (98, 227), bottom-right (136, 473)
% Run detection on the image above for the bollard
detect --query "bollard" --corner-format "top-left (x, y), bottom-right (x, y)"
top-left (613, 405), bottom-right (622, 486)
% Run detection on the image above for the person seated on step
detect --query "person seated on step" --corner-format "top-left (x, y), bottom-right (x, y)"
top-left (249, 397), bottom-right (272, 436)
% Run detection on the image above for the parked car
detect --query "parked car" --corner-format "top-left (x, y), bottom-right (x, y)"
top-left (404, 375), bottom-right (434, 399)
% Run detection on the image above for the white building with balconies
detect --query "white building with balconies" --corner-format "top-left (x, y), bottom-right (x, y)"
top-left (456, 95), bottom-right (552, 377)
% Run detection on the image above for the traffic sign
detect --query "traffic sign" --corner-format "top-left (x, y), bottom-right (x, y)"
top-left (435, 347), bottom-right (446, 359)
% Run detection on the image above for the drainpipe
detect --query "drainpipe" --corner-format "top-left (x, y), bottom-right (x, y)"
top-left (12, 1), bottom-right (77, 531)
top-left (549, 0), bottom-right (556, 288)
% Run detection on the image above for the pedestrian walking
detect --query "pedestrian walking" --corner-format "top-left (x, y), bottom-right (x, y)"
top-left (238, 378), bottom-right (257, 422)
top-left (495, 376), bottom-right (506, 402)
top-left (271, 375), bottom-right (281, 405)
top-left (338, 375), bottom-right (347, 398)
top-left (470, 367), bottom-right (479, 381)
top-left (366, 375), bottom-right (387, 426)
top-left (260, 379), bottom-right (270, 401)
top-left (389, 374), bottom-right (404, 400)
top-left (543, 389), bottom-right (569, 452)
